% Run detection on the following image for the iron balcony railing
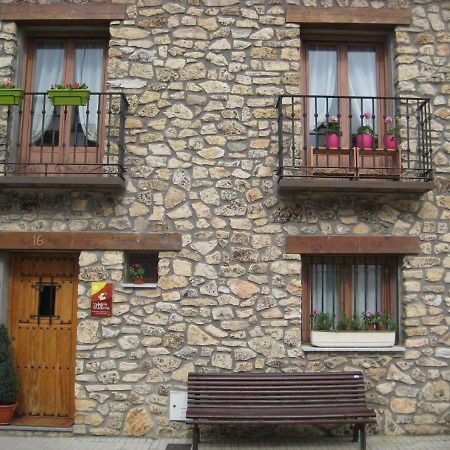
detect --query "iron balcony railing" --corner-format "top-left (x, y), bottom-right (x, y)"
top-left (277, 95), bottom-right (433, 183)
top-left (0, 92), bottom-right (127, 179)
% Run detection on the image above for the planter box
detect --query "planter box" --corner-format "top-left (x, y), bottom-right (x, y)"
top-left (310, 330), bottom-right (396, 348)
top-left (0, 88), bottom-right (24, 105)
top-left (47, 89), bottom-right (90, 106)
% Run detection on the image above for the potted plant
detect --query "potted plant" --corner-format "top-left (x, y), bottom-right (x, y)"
top-left (0, 324), bottom-right (19, 425)
top-left (362, 309), bottom-right (379, 331)
top-left (47, 82), bottom-right (90, 106)
top-left (356, 111), bottom-right (374, 148)
top-left (324, 115), bottom-right (341, 148)
top-left (128, 262), bottom-right (145, 284)
top-left (310, 309), bottom-right (396, 348)
top-left (0, 81), bottom-right (24, 106)
top-left (384, 115), bottom-right (398, 149)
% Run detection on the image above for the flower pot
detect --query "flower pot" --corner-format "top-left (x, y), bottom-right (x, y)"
top-left (356, 133), bottom-right (373, 149)
top-left (325, 133), bottom-right (339, 148)
top-left (0, 88), bottom-right (24, 106)
top-left (367, 324), bottom-right (376, 331)
top-left (310, 330), bottom-right (396, 348)
top-left (47, 89), bottom-right (90, 106)
top-left (0, 403), bottom-right (16, 425)
top-left (132, 277), bottom-right (144, 285)
top-left (384, 135), bottom-right (397, 149)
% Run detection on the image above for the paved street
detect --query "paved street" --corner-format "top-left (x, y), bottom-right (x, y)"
top-left (0, 434), bottom-right (449, 450)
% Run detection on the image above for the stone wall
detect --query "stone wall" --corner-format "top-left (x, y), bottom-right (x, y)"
top-left (0, 0), bottom-right (449, 439)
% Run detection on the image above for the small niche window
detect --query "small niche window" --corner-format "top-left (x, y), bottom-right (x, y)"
top-left (125, 252), bottom-right (159, 285)
top-left (38, 284), bottom-right (57, 317)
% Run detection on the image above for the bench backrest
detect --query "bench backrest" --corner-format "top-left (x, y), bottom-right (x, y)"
top-left (187, 371), bottom-right (370, 413)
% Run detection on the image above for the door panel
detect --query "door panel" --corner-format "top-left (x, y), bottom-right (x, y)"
top-left (9, 253), bottom-right (78, 417)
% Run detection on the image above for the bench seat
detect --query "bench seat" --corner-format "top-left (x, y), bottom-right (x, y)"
top-left (186, 371), bottom-right (376, 450)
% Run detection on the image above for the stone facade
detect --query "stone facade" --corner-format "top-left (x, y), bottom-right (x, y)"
top-left (0, 0), bottom-right (449, 439)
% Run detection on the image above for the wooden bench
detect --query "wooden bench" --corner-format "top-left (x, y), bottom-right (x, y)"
top-left (186, 371), bottom-right (376, 450)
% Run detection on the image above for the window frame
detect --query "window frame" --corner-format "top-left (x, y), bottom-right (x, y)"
top-left (301, 254), bottom-right (399, 342)
top-left (301, 33), bottom-right (390, 149)
top-left (17, 32), bottom-right (109, 174)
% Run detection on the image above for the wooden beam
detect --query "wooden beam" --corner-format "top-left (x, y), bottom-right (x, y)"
top-left (286, 236), bottom-right (419, 255)
top-left (286, 7), bottom-right (412, 27)
top-left (0, 232), bottom-right (181, 251)
top-left (278, 178), bottom-right (435, 194)
top-left (0, 4), bottom-right (126, 21)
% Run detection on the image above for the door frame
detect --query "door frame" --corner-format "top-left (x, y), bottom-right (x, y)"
top-left (7, 251), bottom-right (79, 418)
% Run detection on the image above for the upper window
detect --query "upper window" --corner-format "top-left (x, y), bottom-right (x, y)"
top-left (303, 36), bottom-right (389, 148)
top-left (24, 38), bottom-right (106, 149)
top-left (301, 255), bottom-right (398, 342)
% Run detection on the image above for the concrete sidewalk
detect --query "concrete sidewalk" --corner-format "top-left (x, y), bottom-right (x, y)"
top-left (0, 435), bottom-right (449, 450)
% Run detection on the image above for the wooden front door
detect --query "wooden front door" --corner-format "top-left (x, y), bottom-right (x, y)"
top-left (8, 253), bottom-right (78, 418)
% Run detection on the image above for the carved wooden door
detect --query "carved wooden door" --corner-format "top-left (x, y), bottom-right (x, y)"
top-left (8, 253), bottom-right (78, 417)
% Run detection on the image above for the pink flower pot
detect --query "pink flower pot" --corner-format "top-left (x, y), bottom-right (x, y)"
top-left (325, 133), bottom-right (339, 148)
top-left (384, 136), bottom-right (397, 149)
top-left (356, 134), bottom-right (373, 148)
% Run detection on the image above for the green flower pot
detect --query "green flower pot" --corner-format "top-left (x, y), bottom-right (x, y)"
top-left (47, 89), bottom-right (90, 106)
top-left (0, 88), bottom-right (24, 105)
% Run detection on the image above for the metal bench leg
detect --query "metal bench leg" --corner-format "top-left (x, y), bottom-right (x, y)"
top-left (360, 426), bottom-right (366, 450)
top-left (192, 424), bottom-right (200, 450)
top-left (352, 424), bottom-right (360, 442)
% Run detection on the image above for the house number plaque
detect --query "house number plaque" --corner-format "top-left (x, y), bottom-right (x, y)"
top-left (91, 282), bottom-right (113, 318)
top-left (33, 234), bottom-right (44, 247)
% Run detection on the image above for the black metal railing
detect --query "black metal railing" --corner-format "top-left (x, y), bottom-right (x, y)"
top-left (0, 92), bottom-right (127, 178)
top-left (277, 95), bottom-right (433, 182)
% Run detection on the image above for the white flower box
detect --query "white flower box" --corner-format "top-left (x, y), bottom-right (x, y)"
top-left (310, 330), bottom-right (396, 348)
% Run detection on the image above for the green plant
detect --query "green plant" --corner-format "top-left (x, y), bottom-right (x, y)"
top-left (336, 312), bottom-right (351, 331)
top-left (384, 116), bottom-right (398, 137)
top-left (128, 262), bottom-right (145, 279)
top-left (0, 81), bottom-right (15, 89)
top-left (311, 310), bottom-right (334, 331)
top-left (49, 82), bottom-right (88, 90)
top-left (325, 115), bottom-right (341, 134)
top-left (0, 324), bottom-right (19, 405)
top-left (357, 111), bottom-right (374, 135)
top-left (362, 309), bottom-right (380, 326)
top-left (351, 315), bottom-right (364, 331)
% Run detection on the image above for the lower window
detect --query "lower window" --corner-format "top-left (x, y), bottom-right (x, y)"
top-left (301, 255), bottom-right (398, 342)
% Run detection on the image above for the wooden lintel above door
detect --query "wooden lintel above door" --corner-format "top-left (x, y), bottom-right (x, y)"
top-left (0, 232), bottom-right (182, 251)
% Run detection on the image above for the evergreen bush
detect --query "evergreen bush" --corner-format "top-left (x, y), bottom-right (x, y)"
top-left (0, 324), bottom-right (19, 404)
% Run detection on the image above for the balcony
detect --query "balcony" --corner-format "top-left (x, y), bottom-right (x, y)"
top-left (0, 92), bottom-right (127, 188)
top-left (277, 95), bottom-right (434, 194)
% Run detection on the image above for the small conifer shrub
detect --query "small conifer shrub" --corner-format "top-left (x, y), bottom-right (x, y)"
top-left (0, 324), bottom-right (19, 404)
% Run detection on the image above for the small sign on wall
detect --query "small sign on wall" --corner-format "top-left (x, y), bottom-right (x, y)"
top-left (91, 282), bottom-right (113, 318)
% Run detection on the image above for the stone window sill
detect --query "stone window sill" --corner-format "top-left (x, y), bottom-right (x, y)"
top-left (302, 345), bottom-right (405, 353)
top-left (122, 283), bottom-right (158, 289)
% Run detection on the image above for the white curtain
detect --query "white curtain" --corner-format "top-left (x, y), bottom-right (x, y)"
top-left (353, 264), bottom-right (381, 317)
top-left (31, 43), bottom-right (64, 144)
top-left (312, 264), bottom-right (338, 317)
top-left (348, 47), bottom-right (377, 133)
top-left (308, 45), bottom-right (338, 131)
top-left (75, 43), bottom-right (104, 142)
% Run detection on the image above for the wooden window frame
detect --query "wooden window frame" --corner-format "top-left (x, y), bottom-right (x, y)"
top-left (19, 35), bottom-right (108, 171)
top-left (301, 255), bottom-right (398, 342)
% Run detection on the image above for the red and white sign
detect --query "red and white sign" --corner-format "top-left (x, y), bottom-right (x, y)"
top-left (91, 282), bottom-right (113, 318)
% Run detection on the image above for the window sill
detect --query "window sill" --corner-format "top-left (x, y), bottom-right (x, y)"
top-left (302, 345), bottom-right (405, 353)
top-left (122, 283), bottom-right (158, 289)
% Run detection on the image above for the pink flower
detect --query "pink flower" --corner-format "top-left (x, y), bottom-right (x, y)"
top-left (384, 116), bottom-right (393, 123)
top-left (363, 112), bottom-right (371, 119)
top-left (311, 309), bottom-right (318, 317)
top-left (365, 309), bottom-right (372, 317)
top-left (330, 115), bottom-right (338, 122)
